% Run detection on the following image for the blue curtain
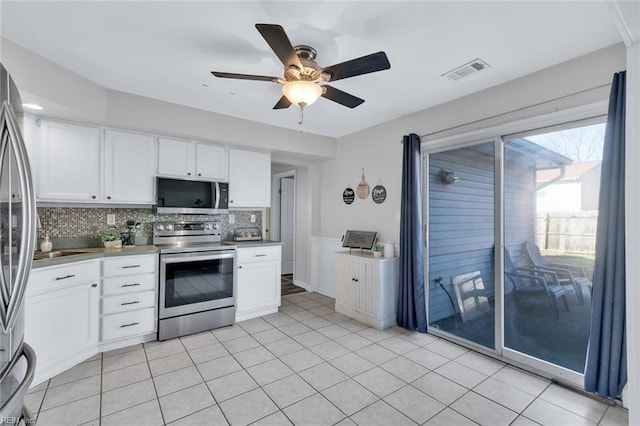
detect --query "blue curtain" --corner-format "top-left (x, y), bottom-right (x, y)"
top-left (584, 71), bottom-right (626, 399)
top-left (397, 133), bottom-right (427, 332)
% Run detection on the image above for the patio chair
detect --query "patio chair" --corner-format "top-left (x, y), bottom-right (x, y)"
top-left (504, 249), bottom-right (569, 319)
top-left (524, 240), bottom-right (592, 305)
top-left (450, 271), bottom-right (493, 323)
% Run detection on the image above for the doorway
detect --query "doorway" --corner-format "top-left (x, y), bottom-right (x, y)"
top-left (271, 170), bottom-right (301, 295)
top-left (424, 119), bottom-right (605, 387)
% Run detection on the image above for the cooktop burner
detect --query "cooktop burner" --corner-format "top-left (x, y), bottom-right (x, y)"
top-left (153, 221), bottom-right (224, 247)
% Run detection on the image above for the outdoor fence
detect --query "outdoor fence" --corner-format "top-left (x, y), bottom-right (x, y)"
top-left (536, 211), bottom-right (598, 255)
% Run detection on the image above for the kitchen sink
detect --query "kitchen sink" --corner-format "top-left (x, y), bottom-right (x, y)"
top-left (32, 250), bottom-right (93, 261)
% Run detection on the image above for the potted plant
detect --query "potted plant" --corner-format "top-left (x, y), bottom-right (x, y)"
top-left (372, 243), bottom-right (384, 258)
top-left (102, 229), bottom-right (122, 249)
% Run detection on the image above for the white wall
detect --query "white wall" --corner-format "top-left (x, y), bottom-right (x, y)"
top-left (318, 44), bottom-right (626, 244)
top-left (624, 37), bottom-right (640, 426)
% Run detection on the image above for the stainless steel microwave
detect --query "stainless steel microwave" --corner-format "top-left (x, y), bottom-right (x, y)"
top-left (155, 177), bottom-right (229, 215)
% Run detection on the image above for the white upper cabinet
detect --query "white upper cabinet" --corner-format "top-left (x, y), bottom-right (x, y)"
top-left (157, 137), bottom-right (193, 178)
top-left (37, 119), bottom-right (101, 202)
top-left (228, 148), bottom-right (271, 207)
top-left (157, 137), bottom-right (228, 181)
top-left (195, 143), bottom-right (228, 180)
top-left (103, 129), bottom-right (156, 204)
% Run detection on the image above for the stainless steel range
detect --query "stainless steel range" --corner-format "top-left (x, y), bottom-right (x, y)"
top-left (154, 221), bottom-right (236, 340)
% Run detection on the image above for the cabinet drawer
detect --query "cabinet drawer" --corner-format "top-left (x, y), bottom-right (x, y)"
top-left (103, 273), bottom-right (156, 296)
top-left (102, 291), bottom-right (156, 315)
top-left (103, 255), bottom-right (157, 277)
top-left (237, 246), bottom-right (281, 263)
top-left (28, 260), bottom-right (99, 296)
top-left (101, 308), bottom-right (155, 341)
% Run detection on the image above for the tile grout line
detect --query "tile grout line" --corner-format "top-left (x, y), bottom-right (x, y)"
top-left (179, 330), bottom-right (231, 425)
top-left (98, 353), bottom-right (103, 424)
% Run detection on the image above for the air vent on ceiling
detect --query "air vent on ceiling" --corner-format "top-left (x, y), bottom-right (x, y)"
top-left (442, 58), bottom-right (491, 81)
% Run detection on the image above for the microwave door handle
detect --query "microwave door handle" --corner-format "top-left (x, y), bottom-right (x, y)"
top-left (214, 182), bottom-right (221, 210)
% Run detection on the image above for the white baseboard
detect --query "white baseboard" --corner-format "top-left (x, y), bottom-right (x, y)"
top-left (294, 279), bottom-right (310, 291)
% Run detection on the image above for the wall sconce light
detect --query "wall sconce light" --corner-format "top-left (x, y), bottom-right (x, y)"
top-left (439, 168), bottom-right (459, 184)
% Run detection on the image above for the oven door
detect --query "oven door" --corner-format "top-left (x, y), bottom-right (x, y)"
top-left (159, 250), bottom-right (235, 319)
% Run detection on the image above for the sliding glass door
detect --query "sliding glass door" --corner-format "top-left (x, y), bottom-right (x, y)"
top-left (425, 120), bottom-right (605, 383)
top-left (427, 142), bottom-right (495, 350)
top-left (503, 123), bottom-right (603, 377)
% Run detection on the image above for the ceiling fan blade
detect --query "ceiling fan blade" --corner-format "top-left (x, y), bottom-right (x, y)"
top-left (321, 85), bottom-right (365, 108)
top-left (321, 51), bottom-right (391, 82)
top-left (255, 24), bottom-right (303, 70)
top-left (211, 71), bottom-right (278, 82)
top-left (273, 96), bottom-right (292, 110)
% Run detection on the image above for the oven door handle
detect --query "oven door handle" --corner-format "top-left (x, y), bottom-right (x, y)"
top-left (161, 251), bottom-right (235, 264)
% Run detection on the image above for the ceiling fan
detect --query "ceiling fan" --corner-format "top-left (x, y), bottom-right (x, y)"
top-left (211, 23), bottom-right (391, 123)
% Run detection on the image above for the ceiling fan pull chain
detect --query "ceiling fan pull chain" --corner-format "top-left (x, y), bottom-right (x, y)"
top-left (298, 104), bottom-right (305, 125)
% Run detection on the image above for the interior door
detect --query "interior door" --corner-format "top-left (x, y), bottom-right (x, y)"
top-left (280, 177), bottom-right (295, 275)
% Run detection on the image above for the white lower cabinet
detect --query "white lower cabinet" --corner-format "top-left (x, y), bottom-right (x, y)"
top-left (100, 254), bottom-right (158, 344)
top-left (25, 253), bottom-right (159, 385)
top-left (235, 245), bottom-right (281, 322)
top-left (335, 251), bottom-right (398, 330)
top-left (25, 260), bottom-right (100, 385)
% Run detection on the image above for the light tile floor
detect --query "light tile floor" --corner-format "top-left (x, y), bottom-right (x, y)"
top-left (25, 292), bottom-right (628, 425)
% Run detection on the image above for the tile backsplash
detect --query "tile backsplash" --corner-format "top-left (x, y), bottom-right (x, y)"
top-left (37, 207), bottom-right (262, 244)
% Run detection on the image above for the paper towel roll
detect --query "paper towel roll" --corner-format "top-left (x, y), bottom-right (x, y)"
top-left (383, 242), bottom-right (394, 258)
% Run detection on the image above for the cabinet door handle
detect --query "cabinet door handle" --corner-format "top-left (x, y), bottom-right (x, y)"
top-left (91, 283), bottom-right (98, 288)
top-left (121, 283), bottom-right (140, 288)
top-left (187, 172), bottom-right (192, 176)
top-left (120, 322), bottom-right (139, 328)
top-left (122, 265), bottom-right (141, 269)
top-left (121, 301), bottom-right (140, 306)
top-left (254, 254), bottom-right (267, 257)
top-left (198, 173), bottom-right (202, 176)
top-left (238, 265), bottom-right (242, 269)
top-left (107, 196), bottom-right (111, 200)
top-left (91, 195), bottom-right (96, 199)
top-left (55, 274), bottom-right (75, 281)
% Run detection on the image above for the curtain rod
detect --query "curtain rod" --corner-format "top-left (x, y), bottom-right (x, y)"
top-left (399, 82), bottom-right (611, 144)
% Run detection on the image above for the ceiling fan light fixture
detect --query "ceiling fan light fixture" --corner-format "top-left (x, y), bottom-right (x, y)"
top-left (282, 81), bottom-right (322, 107)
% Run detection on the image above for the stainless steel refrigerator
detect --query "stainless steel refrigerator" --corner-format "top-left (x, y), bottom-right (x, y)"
top-left (0, 63), bottom-right (37, 424)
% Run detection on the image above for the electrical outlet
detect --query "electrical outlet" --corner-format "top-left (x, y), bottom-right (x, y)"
top-left (107, 214), bottom-right (116, 225)
top-left (228, 214), bottom-right (235, 224)
top-left (250, 214), bottom-right (256, 223)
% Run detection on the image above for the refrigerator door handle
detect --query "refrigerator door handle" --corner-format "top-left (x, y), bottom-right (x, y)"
top-left (0, 343), bottom-right (36, 420)
top-left (0, 100), bottom-right (37, 333)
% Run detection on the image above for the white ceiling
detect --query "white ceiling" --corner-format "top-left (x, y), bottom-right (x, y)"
top-left (0, 1), bottom-right (623, 138)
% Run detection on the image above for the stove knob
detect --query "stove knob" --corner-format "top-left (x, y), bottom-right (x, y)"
top-left (204, 223), bottom-right (212, 230)
top-left (212, 223), bottom-right (220, 230)
top-left (156, 224), bottom-right (164, 231)
top-left (165, 224), bottom-right (174, 231)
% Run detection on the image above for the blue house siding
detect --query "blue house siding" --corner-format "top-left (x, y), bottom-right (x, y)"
top-left (428, 146), bottom-right (495, 323)
top-left (428, 144), bottom-right (536, 322)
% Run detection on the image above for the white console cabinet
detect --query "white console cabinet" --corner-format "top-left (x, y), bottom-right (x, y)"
top-left (235, 245), bottom-right (281, 321)
top-left (335, 251), bottom-right (398, 330)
